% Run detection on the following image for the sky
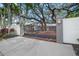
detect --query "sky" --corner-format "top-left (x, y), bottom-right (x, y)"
top-left (0, 3), bottom-right (3, 7)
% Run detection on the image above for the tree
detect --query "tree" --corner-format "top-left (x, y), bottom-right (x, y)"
top-left (0, 4), bottom-right (8, 28)
top-left (1, 3), bottom-right (78, 32)
top-left (66, 3), bottom-right (79, 18)
top-left (20, 3), bottom-right (48, 31)
top-left (31, 4), bottom-right (47, 31)
top-left (46, 3), bottom-right (79, 21)
top-left (19, 3), bottom-right (78, 31)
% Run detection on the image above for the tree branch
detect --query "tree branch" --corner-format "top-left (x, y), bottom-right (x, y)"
top-left (32, 8), bottom-right (42, 20)
top-left (19, 15), bottom-right (41, 22)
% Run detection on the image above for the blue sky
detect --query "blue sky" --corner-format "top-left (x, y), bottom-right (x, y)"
top-left (0, 3), bottom-right (3, 8)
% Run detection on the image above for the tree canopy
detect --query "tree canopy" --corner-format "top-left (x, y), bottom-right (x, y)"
top-left (0, 3), bottom-right (79, 31)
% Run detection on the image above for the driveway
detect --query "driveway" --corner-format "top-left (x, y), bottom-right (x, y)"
top-left (0, 36), bottom-right (75, 56)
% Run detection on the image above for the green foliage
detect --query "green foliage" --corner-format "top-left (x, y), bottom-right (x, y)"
top-left (25, 3), bottom-right (33, 9)
top-left (10, 3), bottom-right (20, 15)
top-left (66, 11), bottom-right (79, 18)
top-left (66, 6), bottom-right (79, 18)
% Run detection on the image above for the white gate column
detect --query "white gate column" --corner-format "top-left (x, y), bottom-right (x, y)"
top-left (56, 19), bottom-right (63, 43)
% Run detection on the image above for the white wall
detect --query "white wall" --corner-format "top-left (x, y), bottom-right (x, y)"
top-left (10, 24), bottom-right (20, 35)
top-left (63, 17), bottom-right (79, 44)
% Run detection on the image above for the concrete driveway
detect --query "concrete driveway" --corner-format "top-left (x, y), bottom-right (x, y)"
top-left (0, 36), bottom-right (75, 56)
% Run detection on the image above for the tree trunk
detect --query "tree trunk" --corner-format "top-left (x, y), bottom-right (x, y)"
top-left (1, 15), bottom-right (3, 28)
top-left (1, 15), bottom-right (5, 28)
top-left (19, 4), bottom-right (24, 36)
top-left (52, 9), bottom-right (56, 23)
top-left (40, 20), bottom-right (47, 31)
top-left (43, 21), bottom-right (47, 31)
top-left (8, 4), bottom-right (12, 27)
top-left (7, 4), bottom-right (12, 34)
top-left (40, 22), bottom-right (44, 31)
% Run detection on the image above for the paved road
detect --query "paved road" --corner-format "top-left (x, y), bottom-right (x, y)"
top-left (0, 36), bottom-right (75, 56)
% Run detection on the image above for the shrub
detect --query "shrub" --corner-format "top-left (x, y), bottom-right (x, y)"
top-left (0, 28), bottom-right (17, 41)
top-left (0, 28), bottom-right (8, 34)
top-left (0, 28), bottom-right (9, 40)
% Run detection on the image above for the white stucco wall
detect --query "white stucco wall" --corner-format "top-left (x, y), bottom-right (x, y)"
top-left (10, 24), bottom-right (20, 35)
top-left (63, 17), bottom-right (79, 44)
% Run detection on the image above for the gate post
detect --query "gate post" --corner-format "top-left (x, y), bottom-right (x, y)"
top-left (56, 19), bottom-right (63, 43)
